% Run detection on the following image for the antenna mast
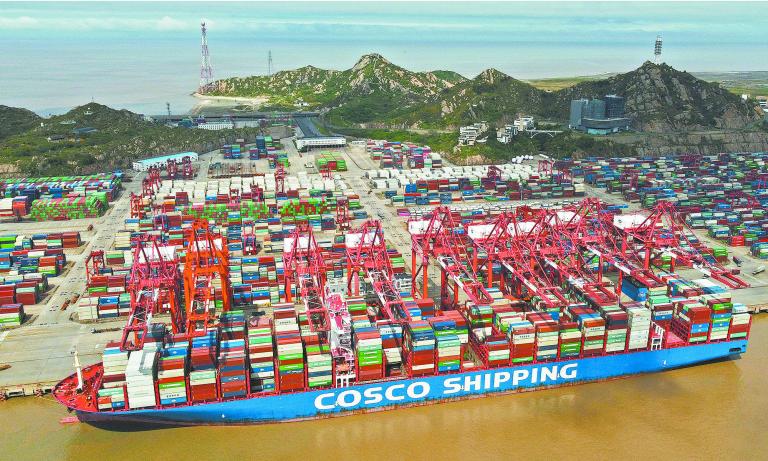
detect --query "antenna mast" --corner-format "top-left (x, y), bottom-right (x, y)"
top-left (654, 35), bottom-right (663, 64)
top-left (268, 50), bottom-right (273, 76)
top-left (199, 21), bottom-right (214, 93)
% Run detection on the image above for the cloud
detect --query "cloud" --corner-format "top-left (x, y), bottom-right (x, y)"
top-left (0, 16), bottom-right (40, 29)
top-left (0, 15), bottom-right (193, 32)
top-left (156, 16), bottom-right (188, 31)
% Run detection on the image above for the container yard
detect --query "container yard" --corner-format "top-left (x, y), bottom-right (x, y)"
top-left (0, 140), bottom-right (766, 432)
top-left (0, 173), bottom-right (122, 221)
top-left (559, 152), bottom-right (768, 249)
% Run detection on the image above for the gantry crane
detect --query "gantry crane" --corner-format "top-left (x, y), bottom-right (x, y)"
top-left (345, 220), bottom-right (406, 321)
top-left (166, 158), bottom-right (179, 180)
top-left (409, 206), bottom-right (495, 310)
top-left (121, 236), bottom-right (182, 351)
top-left (468, 209), bottom-right (569, 311)
top-left (283, 222), bottom-right (328, 331)
top-left (184, 219), bottom-right (232, 335)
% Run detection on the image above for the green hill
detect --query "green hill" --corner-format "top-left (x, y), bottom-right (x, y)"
top-left (0, 105), bottom-right (42, 141)
top-left (0, 103), bottom-right (259, 176)
top-left (210, 55), bottom-right (763, 133)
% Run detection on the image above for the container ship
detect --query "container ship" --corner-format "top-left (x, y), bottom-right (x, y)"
top-left (51, 170), bottom-right (752, 426)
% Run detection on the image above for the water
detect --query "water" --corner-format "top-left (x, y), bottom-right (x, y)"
top-left (2, 2), bottom-right (768, 115)
top-left (2, 316), bottom-right (766, 460)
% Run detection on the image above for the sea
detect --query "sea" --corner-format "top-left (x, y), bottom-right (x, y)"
top-left (2, 1), bottom-right (768, 116)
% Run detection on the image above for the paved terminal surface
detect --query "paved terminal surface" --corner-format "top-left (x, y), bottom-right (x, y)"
top-left (1, 139), bottom-right (767, 395)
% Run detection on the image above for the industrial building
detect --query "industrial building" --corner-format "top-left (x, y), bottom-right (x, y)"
top-left (294, 117), bottom-right (346, 150)
top-left (570, 95), bottom-right (631, 135)
top-left (132, 152), bottom-right (199, 171)
top-left (295, 136), bottom-right (347, 151)
top-left (196, 120), bottom-right (235, 131)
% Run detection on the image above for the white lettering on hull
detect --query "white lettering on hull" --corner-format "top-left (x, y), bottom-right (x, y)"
top-left (314, 364), bottom-right (579, 411)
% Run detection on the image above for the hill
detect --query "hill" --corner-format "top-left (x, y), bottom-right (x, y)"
top-left (0, 106), bottom-right (42, 141)
top-left (208, 53), bottom-right (467, 123)
top-left (544, 62), bottom-right (762, 132)
top-left (392, 68), bottom-right (548, 128)
top-left (210, 55), bottom-right (763, 133)
top-left (0, 103), bottom-right (260, 176)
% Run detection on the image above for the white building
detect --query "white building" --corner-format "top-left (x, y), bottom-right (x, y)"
top-left (497, 125), bottom-right (519, 144)
top-left (196, 120), bottom-right (234, 130)
top-left (459, 121), bottom-right (489, 146)
top-left (295, 136), bottom-right (347, 150)
top-left (514, 116), bottom-right (535, 132)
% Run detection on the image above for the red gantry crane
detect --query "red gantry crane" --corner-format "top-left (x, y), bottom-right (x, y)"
top-left (611, 201), bottom-right (749, 289)
top-left (184, 219), bottom-right (232, 335)
top-left (409, 206), bottom-right (495, 310)
top-left (283, 222), bottom-right (329, 332)
top-left (468, 208), bottom-right (569, 311)
top-left (345, 220), bottom-right (406, 321)
top-left (121, 236), bottom-right (182, 351)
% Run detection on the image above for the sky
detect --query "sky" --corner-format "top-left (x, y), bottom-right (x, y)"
top-left (2, 1), bottom-right (767, 115)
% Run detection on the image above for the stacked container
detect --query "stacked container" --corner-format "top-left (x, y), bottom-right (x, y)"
top-left (219, 311), bottom-right (248, 398)
top-left (378, 321), bottom-right (403, 376)
top-left (274, 304), bottom-right (305, 392)
top-left (303, 330), bottom-right (333, 388)
top-left (405, 321), bottom-right (435, 376)
top-left (157, 340), bottom-right (189, 405)
top-left (247, 318), bottom-right (275, 393)
top-left (97, 341), bottom-right (129, 410)
top-left (527, 312), bottom-right (559, 361)
top-left (627, 307), bottom-right (651, 350)
top-left (353, 323), bottom-right (383, 381)
top-left (189, 330), bottom-right (218, 403)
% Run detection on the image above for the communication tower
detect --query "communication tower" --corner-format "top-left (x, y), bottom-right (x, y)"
top-left (199, 21), bottom-right (214, 93)
top-left (654, 35), bottom-right (663, 64)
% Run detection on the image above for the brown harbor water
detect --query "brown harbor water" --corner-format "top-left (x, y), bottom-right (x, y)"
top-left (2, 316), bottom-right (767, 461)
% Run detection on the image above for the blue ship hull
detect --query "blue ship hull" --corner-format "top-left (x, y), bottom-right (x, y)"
top-left (76, 340), bottom-right (747, 427)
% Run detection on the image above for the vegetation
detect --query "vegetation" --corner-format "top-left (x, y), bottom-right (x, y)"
top-left (0, 103), bottom-right (261, 176)
top-left (0, 106), bottom-right (41, 141)
top-left (212, 55), bottom-right (761, 135)
top-left (525, 74), bottom-right (615, 92)
top-left (333, 126), bottom-right (457, 154)
top-left (333, 125), bottom-right (634, 164)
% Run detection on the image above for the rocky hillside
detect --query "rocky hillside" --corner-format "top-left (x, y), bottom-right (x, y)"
top-left (209, 54), bottom-right (466, 122)
top-left (393, 69), bottom-right (548, 128)
top-left (546, 62), bottom-right (762, 132)
top-left (0, 105), bottom-right (42, 141)
top-left (210, 55), bottom-right (763, 133)
top-left (0, 103), bottom-right (260, 176)
top-left (206, 54), bottom-right (471, 108)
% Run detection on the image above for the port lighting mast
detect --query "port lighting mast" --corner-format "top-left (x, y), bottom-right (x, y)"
top-left (199, 21), bottom-right (214, 94)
